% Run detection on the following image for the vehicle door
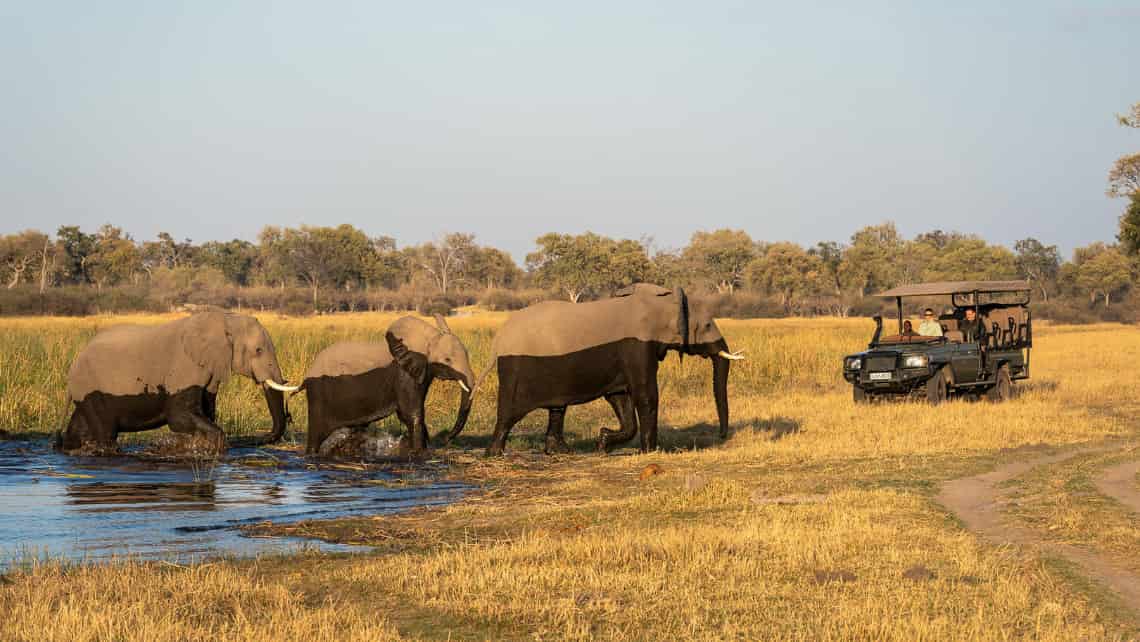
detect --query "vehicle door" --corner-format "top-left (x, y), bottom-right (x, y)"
top-left (950, 340), bottom-right (982, 383)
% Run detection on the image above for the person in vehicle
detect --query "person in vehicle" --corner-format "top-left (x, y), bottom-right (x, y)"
top-left (902, 320), bottom-right (917, 337)
top-left (960, 308), bottom-right (986, 343)
top-left (918, 308), bottom-right (943, 337)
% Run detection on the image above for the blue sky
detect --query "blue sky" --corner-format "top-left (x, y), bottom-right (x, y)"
top-left (1, 1), bottom-right (1137, 260)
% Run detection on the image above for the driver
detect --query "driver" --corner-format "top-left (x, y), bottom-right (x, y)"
top-left (960, 308), bottom-right (987, 344)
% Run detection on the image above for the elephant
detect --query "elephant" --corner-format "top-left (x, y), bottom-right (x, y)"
top-left (469, 283), bottom-right (744, 456)
top-left (297, 315), bottom-right (476, 455)
top-left (58, 311), bottom-right (296, 454)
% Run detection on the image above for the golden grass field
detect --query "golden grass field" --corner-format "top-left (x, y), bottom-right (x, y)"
top-left (2, 312), bottom-right (1140, 640)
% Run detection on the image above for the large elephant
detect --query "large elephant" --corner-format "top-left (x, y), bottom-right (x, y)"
top-left (58, 311), bottom-right (296, 454)
top-left (298, 315), bottom-right (475, 455)
top-left (474, 283), bottom-right (743, 456)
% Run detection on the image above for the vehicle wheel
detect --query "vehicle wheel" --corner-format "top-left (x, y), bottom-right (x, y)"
top-left (926, 368), bottom-right (948, 405)
top-left (987, 365), bottom-right (1012, 402)
top-left (853, 385), bottom-right (869, 404)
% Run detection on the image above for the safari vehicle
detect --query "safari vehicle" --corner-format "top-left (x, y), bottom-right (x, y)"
top-left (842, 281), bottom-right (1033, 404)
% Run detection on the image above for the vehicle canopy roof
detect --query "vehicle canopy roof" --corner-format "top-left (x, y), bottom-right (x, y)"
top-left (876, 280), bottom-right (1031, 299)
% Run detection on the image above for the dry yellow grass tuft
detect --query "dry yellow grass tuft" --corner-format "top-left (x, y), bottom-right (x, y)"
top-left (2, 313), bottom-right (1140, 639)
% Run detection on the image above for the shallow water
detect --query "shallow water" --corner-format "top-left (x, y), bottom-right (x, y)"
top-left (0, 440), bottom-right (468, 566)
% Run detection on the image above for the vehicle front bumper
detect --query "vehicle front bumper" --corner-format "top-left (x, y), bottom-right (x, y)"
top-left (844, 367), bottom-right (933, 393)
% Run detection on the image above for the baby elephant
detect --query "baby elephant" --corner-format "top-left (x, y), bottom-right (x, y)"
top-left (299, 315), bottom-right (475, 455)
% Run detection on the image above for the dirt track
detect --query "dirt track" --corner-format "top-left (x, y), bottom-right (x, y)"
top-left (938, 447), bottom-right (1140, 612)
top-left (1096, 459), bottom-right (1140, 515)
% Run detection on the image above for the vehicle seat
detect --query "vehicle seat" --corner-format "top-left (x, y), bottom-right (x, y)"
top-left (945, 330), bottom-right (965, 343)
top-left (940, 317), bottom-right (959, 335)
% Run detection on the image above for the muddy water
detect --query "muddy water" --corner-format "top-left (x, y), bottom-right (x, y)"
top-left (0, 441), bottom-right (468, 566)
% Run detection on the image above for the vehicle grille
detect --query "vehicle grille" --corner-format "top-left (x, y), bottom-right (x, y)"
top-left (866, 355), bottom-right (897, 371)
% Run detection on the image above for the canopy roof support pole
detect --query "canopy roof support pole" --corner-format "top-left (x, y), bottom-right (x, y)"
top-left (896, 297), bottom-right (903, 335)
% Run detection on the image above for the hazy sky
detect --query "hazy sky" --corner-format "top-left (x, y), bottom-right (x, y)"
top-left (2, 1), bottom-right (1137, 260)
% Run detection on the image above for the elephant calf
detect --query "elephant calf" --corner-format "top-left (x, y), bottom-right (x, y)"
top-left (298, 315), bottom-right (475, 455)
top-left (59, 311), bottom-right (296, 454)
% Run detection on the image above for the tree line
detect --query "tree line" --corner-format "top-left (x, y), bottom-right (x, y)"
top-left (0, 220), bottom-right (1132, 320)
top-left (2, 101), bottom-right (1136, 321)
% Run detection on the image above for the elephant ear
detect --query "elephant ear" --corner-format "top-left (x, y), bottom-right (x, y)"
top-left (433, 314), bottom-right (453, 335)
top-left (674, 287), bottom-right (690, 351)
top-left (614, 283), bottom-right (671, 298)
top-left (175, 311), bottom-right (232, 393)
top-left (386, 330), bottom-right (429, 385)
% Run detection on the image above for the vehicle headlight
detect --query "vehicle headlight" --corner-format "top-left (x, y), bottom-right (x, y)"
top-left (903, 355), bottom-right (929, 368)
top-left (846, 357), bottom-right (862, 371)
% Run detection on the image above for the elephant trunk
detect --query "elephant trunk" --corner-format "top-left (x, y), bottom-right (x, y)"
top-left (444, 387), bottom-right (473, 445)
top-left (261, 386), bottom-right (289, 444)
top-left (712, 340), bottom-right (731, 439)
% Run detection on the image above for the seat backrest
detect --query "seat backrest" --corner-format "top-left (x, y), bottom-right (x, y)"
top-left (940, 317), bottom-right (959, 333)
top-left (986, 307), bottom-right (1026, 347)
top-left (945, 330), bottom-right (964, 343)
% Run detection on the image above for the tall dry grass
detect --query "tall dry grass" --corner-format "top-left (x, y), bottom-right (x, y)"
top-left (2, 314), bottom-right (1140, 640)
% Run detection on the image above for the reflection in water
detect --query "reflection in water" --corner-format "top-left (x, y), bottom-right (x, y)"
top-left (66, 482), bottom-right (219, 512)
top-left (0, 441), bottom-right (467, 565)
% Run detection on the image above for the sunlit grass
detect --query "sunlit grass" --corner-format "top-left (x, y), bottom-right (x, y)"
top-left (2, 313), bottom-right (1140, 639)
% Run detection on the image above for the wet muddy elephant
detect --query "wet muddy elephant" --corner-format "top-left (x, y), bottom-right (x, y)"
top-left (298, 315), bottom-right (475, 455)
top-left (59, 311), bottom-right (296, 454)
top-left (467, 283), bottom-right (743, 456)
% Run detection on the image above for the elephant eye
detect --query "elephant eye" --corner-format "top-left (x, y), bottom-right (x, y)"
top-left (256, 347), bottom-right (263, 355)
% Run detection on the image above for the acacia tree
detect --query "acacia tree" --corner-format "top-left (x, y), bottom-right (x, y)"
top-left (281, 225), bottom-right (377, 306)
top-left (56, 225), bottom-right (95, 285)
top-left (0, 231), bottom-right (49, 289)
top-left (1014, 238), bottom-right (1062, 301)
top-left (87, 225), bottom-right (141, 290)
top-left (683, 229), bottom-right (754, 294)
top-left (746, 242), bottom-right (824, 311)
top-left (1114, 102), bottom-right (1140, 255)
top-left (527, 232), bottom-right (649, 302)
top-left (924, 237), bottom-right (1017, 282)
top-left (1075, 245), bottom-right (1132, 307)
top-left (416, 233), bottom-right (475, 294)
top-left (838, 223), bottom-right (903, 296)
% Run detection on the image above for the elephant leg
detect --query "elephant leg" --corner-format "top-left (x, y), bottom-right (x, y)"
top-left (487, 409), bottom-right (525, 457)
top-left (632, 382), bottom-right (660, 453)
top-left (544, 407), bottom-right (572, 455)
top-left (202, 391), bottom-right (218, 423)
top-left (598, 392), bottom-right (638, 453)
top-left (395, 378), bottom-right (428, 453)
top-left (166, 389), bottom-right (227, 453)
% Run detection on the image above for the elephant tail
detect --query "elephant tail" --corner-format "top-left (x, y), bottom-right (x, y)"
top-left (471, 360), bottom-right (496, 396)
top-left (289, 381), bottom-right (307, 400)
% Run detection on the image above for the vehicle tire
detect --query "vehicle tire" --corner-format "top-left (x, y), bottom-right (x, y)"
top-left (926, 367), bottom-right (948, 405)
top-left (853, 385), bottom-right (869, 404)
top-left (987, 365), bottom-right (1012, 402)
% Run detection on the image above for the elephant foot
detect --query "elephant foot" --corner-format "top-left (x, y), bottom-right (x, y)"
top-left (485, 443), bottom-right (505, 457)
top-left (544, 437), bottom-right (573, 455)
top-left (596, 427), bottom-right (623, 454)
top-left (396, 434), bottom-right (431, 459)
top-left (60, 440), bottom-right (121, 457)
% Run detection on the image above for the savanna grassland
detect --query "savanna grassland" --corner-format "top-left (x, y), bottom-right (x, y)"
top-left (2, 312), bottom-right (1140, 640)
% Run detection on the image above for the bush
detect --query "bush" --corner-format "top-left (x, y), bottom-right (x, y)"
top-left (705, 292), bottom-right (785, 319)
top-left (479, 288), bottom-right (527, 311)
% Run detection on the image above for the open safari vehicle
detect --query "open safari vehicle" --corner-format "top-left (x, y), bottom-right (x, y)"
top-left (842, 281), bottom-right (1033, 403)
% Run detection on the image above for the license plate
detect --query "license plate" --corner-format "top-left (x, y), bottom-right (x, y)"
top-left (869, 372), bottom-right (891, 381)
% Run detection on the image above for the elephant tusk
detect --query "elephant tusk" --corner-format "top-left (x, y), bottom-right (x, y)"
top-left (718, 350), bottom-right (746, 361)
top-left (459, 380), bottom-right (471, 393)
top-left (264, 379), bottom-right (301, 393)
